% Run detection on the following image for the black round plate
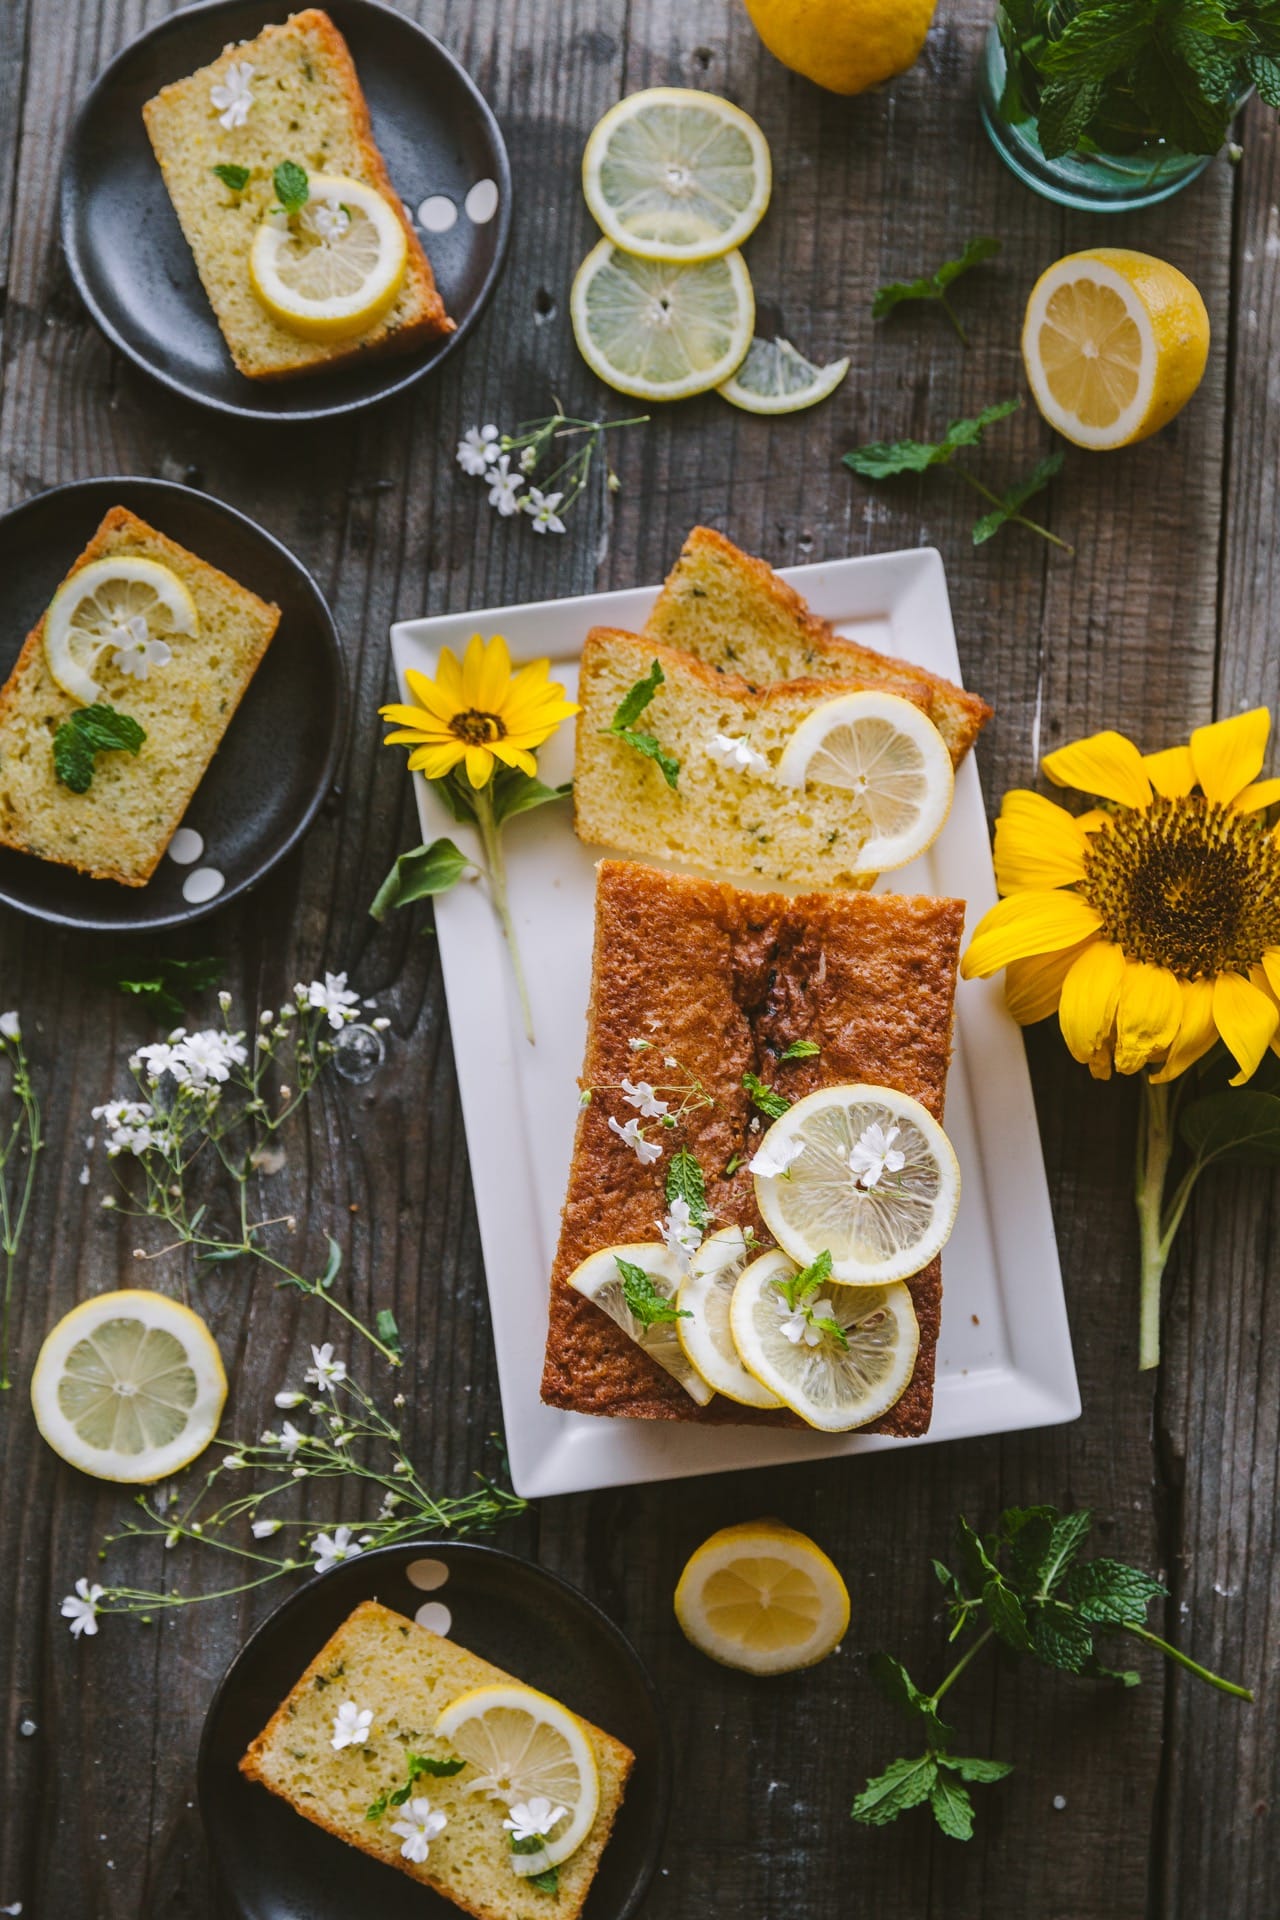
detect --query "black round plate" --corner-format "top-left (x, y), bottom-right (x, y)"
top-left (61, 0), bottom-right (512, 423)
top-left (198, 1541), bottom-right (669, 1920)
top-left (0, 478), bottom-right (344, 932)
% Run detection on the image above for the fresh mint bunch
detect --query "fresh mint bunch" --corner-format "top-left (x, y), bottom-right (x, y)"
top-left (873, 237), bottom-right (1001, 344)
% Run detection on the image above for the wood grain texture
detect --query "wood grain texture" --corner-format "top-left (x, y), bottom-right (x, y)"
top-left (0, 1), bottom-right (1273, 1917)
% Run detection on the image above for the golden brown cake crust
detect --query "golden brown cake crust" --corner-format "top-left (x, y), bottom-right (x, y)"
top-left (540, 861), bottom-right (965, 1437)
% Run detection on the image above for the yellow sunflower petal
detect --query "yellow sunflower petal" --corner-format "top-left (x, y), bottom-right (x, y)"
top-left (408, 742), bottom-right (466, 779)
top-left (1059, 941), bottom-right (1126, 1067)
top-left (379, 702), bottom-right (445, 731)
top-left (1076, 808), bottom-right (1111, 836)
top-left (490, 741), bottom-right (539, 777)
top-left (1233, 777), bottom-right (1280, 814)
top-left (1190, 708), bottom-right (1270, 806)
top-left (1114, 961), bottom-right (1183, 1076)
top-left (1003, 938), bottom-right (1098, 1025)
top-left (433, 646), bottom-right (465, 706)
top-left (1212, 969), bottom-right (1279, 1085)
top-left (1143, 744), bottom-right (1196, 799)
top-left (992, 792), bottom-right (1090, 895)
top-left (402, 670), bottom-right (461, 725)
top-left (1262, 950), bottom-right (1280, 1002)
top-left (961, 892), bottom-right (1103, 980)
top-left (468, 634), bottom-right (513, 713)
top-left (463, 744), bottom-right (496, 789)
top-left (383, 726), bottom-right (450, 747)
top-left (1149, 977), bottom-right (1218, 1084)
top-left (1042, 731), bottom-right (1153, 810)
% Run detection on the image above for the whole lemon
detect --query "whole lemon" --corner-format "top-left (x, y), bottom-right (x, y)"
top-left (742, 0), bottom-right (938, 94)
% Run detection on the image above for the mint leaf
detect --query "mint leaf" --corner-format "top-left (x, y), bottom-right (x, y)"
top-left (411, 1754), bottom-right (466, 1777)
top-left (1059, 1558), bottom-right (1164, 1626)
top-left (528, 1867), bottom-right (559, 1893)
top-left (743, 1070), bottom-right (790, 1119)
top-left (369, 838), bottom-right (470, 920)
top-left (665, 1148), bottom-right (709, 1228)
top-left (868, 1651), bottom-right (955, 1747)
top-left (779, 1039), bottom-right (821, 1061)
top-left (615, 1255), bottom-right (689, 1328)
top-left (1040, 7), bottom-right (1158, 83)
top-left (777, 1247), bottom-right (832, 1312)
top-left (929, 1772), bottom-right (975, 1840)
top-left (212, 162), bottom-right (250, 191)
top-left (610, 659), bottom-right (664, 730)
top-left (1180, 1089), bottom-right (1280, 1167)
top-left (105, 954), bottom-right (223, 1025)
top-left (1029, 1598), bottom-right (1094, 1673)
top-left (811, 1313), bottom-right (850, 1349)
top-left (939, 1753), bottom-right (1014, 1784)
top-left (873, 236), bottom-right (1001, 343)
top-left (972, 450), bottom-right (1065, 546)
top-left (982, 1579), bottom-right (1034, 1653)
top-left (614, 726), bottom-right (679, 790)
top-left (851, 1753), bottom-right (938, 1826)
top-left (53, 703), bottom-right (145, 792)
top-left (273, 159), bottom-right (309, 212)
top-left (844, 398), bottom-right (1020, 479)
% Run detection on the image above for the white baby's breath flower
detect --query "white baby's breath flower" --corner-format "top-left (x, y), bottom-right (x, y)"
top-left (456, 424), bottom-right (500, 475)
top-left (705, 732), bottom-right (768, 776)
top-left (251, 1518), bottom-right (282, 1539)
top-left (390, 1796), bottom-right (447, 1864)
top-left (60, 1578), bottom-right (104, 1639)
top-left (524, 486), bottom-right (566, 535)
top-left (503, 1797), bottom-right (568, 1842)
top-left (519, 445), bottom-right (539, 473)
top-left (113, 634), bottom-right (173, 682)
top-left (91, 1099), bottom-right (158, 1157)
top-left (304, 972), bottom-right (360, 1030)
top-left (620, 1078), bottom-right (668, 1118)
top-left (748, 1135), bottom-right (805, 1180)
top-left (775, 1296), bottom-right (834, 1348)
top-left (210, 59), bottom-right (255, 130)
top-left (305, 1344), bottom-right (347, 1393)
top-left (311, 195), bottom-right (351, 243)
top-left (485, 454), bottom-right (524, 517)
top-left (274, 1388), bottom-right (306, 1409)
top-left (331, 1700), bottom-right (374, 1750)
top-left (311, 1525), bottom-right (363, 1574)
top-left (608, 1115), bottom-right (662, 1165)
top-left (276, 1421), bottom-right (303, 1458)
top-left (658, 1195), bottom-right (702, 1266)
top-left (0, 1010), bottom-right (19, 1041)
top-left (848, 1121), bottom-right (905, 1191)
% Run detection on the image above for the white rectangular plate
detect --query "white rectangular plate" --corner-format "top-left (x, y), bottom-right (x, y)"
top-left (391, 547), bottom-right (1079, 1498)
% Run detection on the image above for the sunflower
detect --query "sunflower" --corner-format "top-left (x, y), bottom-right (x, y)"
top-left (961, 708), bottom-right (1280, 1086)
top-left (380, 633), bottom-right (579, 790)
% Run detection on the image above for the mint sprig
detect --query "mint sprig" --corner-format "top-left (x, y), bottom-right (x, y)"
top-left (872, 236), bottom-right (1001, 344)
top-left (742, 1070), bottom-right (790, 1119)
top-left (779, 1039), bottom-right (821, 1062)
top-left (664, 1147), bottom-right (709, 1228)
top-left (603, 660), bottom-right (679, 790)
top-left (615, 1255), bottom-right (689, 1328)
top-left (272, 158), bottom-right (309, 215)
top-left (212, 162), bottom-right (251, 192)
top-left (366, 1750), bottom-right (465, 1822)
top-left (53, 703), bottom-right (145, 793)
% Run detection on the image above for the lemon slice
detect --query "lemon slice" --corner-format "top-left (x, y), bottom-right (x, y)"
top-left (776, 689), bottom-right (954, 874)
top-left (567, 1242), bottom-right (713, 1404)
top-left (571, 238), bottom-right (754, 402)
top-left (30, 1289), bottom-right (227, 1482)
top-left (677, 1226), bottom-right (781, 1408)
top-left (582, 87), bottom-right (771, 263)
top-left (1022, 248), bottom-right (1210, 451)
top-left (729, 1248), bottom-right (919, 1430)
top-left (250, 173), bottom-right (408, 340)
top-left (674, 1519), bottom-right (850, 1673)
top-left (43, 557), bottom-right (198, 706)
top-left (434, 1684), bottom-right (599, 1874)
top-left (753, 1084), bottom-right (961, 1285)
top-left (718, 337), bottom-right (850, 414)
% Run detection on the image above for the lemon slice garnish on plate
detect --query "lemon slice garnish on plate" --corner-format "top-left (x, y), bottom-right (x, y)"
top-left (434, 1683), bottom-right (600, 1874)
top-left (677, 1225), bottom-right (781, 1408)
top-left (582, 87), bottom-right (771, 263)
top-left (43, 556), bottom-right (197, 706)
top-left (718, 336), bottom-right (850, 414)
top-left (567, 1241), bottom-right (713, 1404)
top-left (752, 1084), bottom-right (961, 1286)
top-left (729, 1247), bottom-right (920, 1431)
top-left (776, 689), bottom-right (954, 875)
top-left (570, 238), bottom-right (755, 402)
top-left (674, 1519), bottom-right (850, 1673)
top-left (249, 172), bottom-right (408, 340)
top-left (30, 1289), bottom-right (227, 1483)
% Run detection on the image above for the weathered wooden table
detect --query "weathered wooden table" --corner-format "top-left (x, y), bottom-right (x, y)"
top-left (1, 1), bottom-right (1276, 1914)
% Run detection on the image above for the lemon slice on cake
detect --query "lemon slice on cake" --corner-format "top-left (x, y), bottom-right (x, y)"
top-left (730, 1248), bottom-right (919, 1430)
top-left (250, 173), bottom-right (407, 340)
top-left (674, 1519), bottom-right (850, 1673)
top-left (718, 336), bottom-right (850, 414)
top-left (567, 1242), bottom-right (714, 1404)
top-left (43, 557), bottom-right (197, 706)
top-left (777, 690), bottom-right (954, 874)
top-left (435, 1684), bottom-right (599, 1874)
top-left (752, 1084), bottom-right (960, 1285)
top-left (677, 1226), bottom-right (781, 1408)
top-left (582, 88), bottom-right (771, 263)
top-left (571, 239), bottom-right (754, 401)
top-left (30, 1290), bottom-right (227, 1482)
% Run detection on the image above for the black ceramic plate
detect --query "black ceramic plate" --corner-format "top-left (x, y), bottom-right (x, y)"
top-left (0, 478), bottom-right (344, 932)
top-left (61, 0), bottom-right (512, 422)
top-left (198, 1541), bottom-right (669, 1920)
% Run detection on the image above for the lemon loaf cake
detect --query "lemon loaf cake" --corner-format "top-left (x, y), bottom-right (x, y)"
top-left (572, 628), bottom-right (954, 888)
top-left (241, 1599), bottom-right (634, 1920)
top-left (644, 527), bottom-right (991, 767)
top-left (541, 860), bottom-right (965, 1437)
top-left (0, 507), bottom-right (279, 886)
top-left (143, 9), bottom-right (452, 379)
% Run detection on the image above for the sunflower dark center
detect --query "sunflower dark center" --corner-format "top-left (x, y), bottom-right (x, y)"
top-left (450, 708), bottom-right (507, 746)
top-left (1079, 794), bottom-right (1280, 977)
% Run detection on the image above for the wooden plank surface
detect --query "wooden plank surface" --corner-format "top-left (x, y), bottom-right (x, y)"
top-left (0, 2), bottom-right (1275, 1916)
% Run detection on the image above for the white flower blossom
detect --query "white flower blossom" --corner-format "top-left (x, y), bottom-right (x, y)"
top-left (627, 1037), bottom-right (650, 1052)
top-left (524, 487), bottom-right (566, 535)
top-left (485, 454), bottom-right (524, 517)
top-left (311, 1525), bottom-right (365, 1574)
top-left (61, 1578), bottom-right (104, 1639)
top-left (331, 1699), bottom-right (374, 1750)
top-left (456, 424), bottom-right (500, 476)
top-left (0, 1011), bottom-right (18, 1041)
top-left (849, 1121), bottom-right (905, 1191)
top-left (748, 1135), bottom-right (805, 1180)
top-left (276, 1420), bottom-right (303, 1459)
top-left (210, 60), bottom-right (255, 130)
top-left (135, 1028), bottom-right (246, 1089)
top-left (519, 445), bottom-right (539, 473)
top-left (305, 1344), bottom-right (347, 1393)
top-left (274, 1388), bottom-right (306, 1409)
top-left (776, 1295), bottom-right (836, 1347)
top-left (608, 1115), bottom-right (662, 1165)
top-left (705, 732), bottom-right (768, 776)
top-left (658, 1195), bottom-right (702, 1267)
top-left (390, 1796), bottom-right (447, 1864)
top-left (251, 1517), bottom-right (282, 1539)
top-left (620, 1078), bottom-right (668, 1118)
top-left (91, 1099), bottom-right (159, 1157)
top-left (303, 971), bottom-right (360, 1030)
top-left (503, 1797), bottom-right (568, 1843)
top-left (112, 629), bottom-right (173, 682)
top-left (311, 195), bottom-right (351, 243)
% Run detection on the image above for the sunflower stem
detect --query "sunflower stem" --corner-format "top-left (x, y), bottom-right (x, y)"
top-left (1136, 1075), bottom-right (1176, 1371)
top-left (472, 785), bottom-right (535, 1046)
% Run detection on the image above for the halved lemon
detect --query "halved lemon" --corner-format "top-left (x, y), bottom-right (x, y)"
top-left (582, 87), bottom-right (771, 263)
top-left (566, 1242), bottom-right (713, 1404)
top-left (570, 238), bottom-right (754, 402)
top-left (434, 1684), bottom-right (599, 1874)
top-left (250, 173), bottom-right (408, 339)
top-left (718, 336), bottom-right (849, 414)
top-left (776, 690), bottom-right (954, 874)
top-left (677, 1226), bottom-right (780, 1408)
top-left (753, 1084), bottom-right (960, 1285)
top-left (43, 557), bottom-right (197, 706)
top-left (674, 1519), bottom-right (850, 1673)
top-left (30, 1290), bottom-right (227, 1482)
top-left (729, 1248), bottom-right (919, 1430)
top-left (1022, 248), bottom-right (1209, 450)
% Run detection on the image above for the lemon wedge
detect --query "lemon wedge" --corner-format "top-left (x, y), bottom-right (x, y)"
top-left (434, 1684), bottom-right (599, 1874)
top-left (250, 172), bottom-right (407, 340)
top-left (570, 238), bottom-right (754, 401)
top-left (752, 1084), bottom-right (961, 1285)
top-left (677, 1226), bottom-right (781, 1408)
top-left (43, 557), bottom-right (197, 706)
top-left (566, 1242), bottom-right (714, 1404)
top-left (718, 336), bottom-right (850, 414)
top-left (583, 87), bottom-right (771, 263)
top-left (30, 1290), bottom-right (227, 1482)
top-left (776, 689), bottom-right (954, 875)
top-left (730, 1248), bottom-right (919, 1430)
top-left (1022, 248), bottom-right (1210, 450)
top-left (674, 1519), bottom-right (850, 1672)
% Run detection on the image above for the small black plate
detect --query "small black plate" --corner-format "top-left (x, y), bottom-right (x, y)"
top-left (0, 477), bottom-right (344, 932)
top-left (61, 0), bottom-right (512, 423)
top-left (198, 1541), bottom-right (670, 1920)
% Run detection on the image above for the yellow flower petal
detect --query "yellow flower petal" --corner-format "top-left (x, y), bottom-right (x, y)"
top-left (463, 744), bottom-right (496, 789)
top-left (433, 646), bottom-right (465, 705)
top-left (960, 891), bottom-right (1103, 979)
top-left (1190, 707), bottom-right (1270, 806)
top-left (1143, 744), bottom-right (1196, 799)
top-left (1149, 977), bottom-right (1218, 1084)
top-left (490, 741), bottom-right (539, 777)
top-left (1076, 808), bottom-right (1110, 836)
top-left (1233, 777), bottom-right (1280, 814)
top-left (992, 792), bottom-right (1089, 895)
top-left (462, 633), bottom-right (511, 714)
top-left (1262, 950), bottom-right (1280, 1002)
top-left (402, 669), bottom-right (461, 725)
top-left (1003, 938), bottom-right (1098, 1025)
top-left (1114, 961), bottom-right (1182, 1076)
top-left (1059, 941), bottom-right (1126, 1066)
top-left (408, 742), bottom-right (466, 780)
top-left (1042, 731), bottom-right (1153, 810)
top-left (379, 702), bottom-right (441, 730)
top-left (1212, 969), bottom-right (1279, 1085)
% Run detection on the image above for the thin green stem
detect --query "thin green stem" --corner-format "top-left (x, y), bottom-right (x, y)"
top-left (931, 1625), bottom-right (995, 1705)
top-left (939, 292), bottom-right (970, 346)
top-left (1134, 1074), bottom-right (1200, 1372)
top-left (472, 783), bottom-right (535, 1045)
top-left (1125, 1622), bottom-right (1253, 1701)
top-left (953, 466), bottom-right (1074, 553)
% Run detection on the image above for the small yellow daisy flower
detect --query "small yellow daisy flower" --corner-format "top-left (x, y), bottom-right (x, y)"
top-left (380, 633), bottom-right (579, 790)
